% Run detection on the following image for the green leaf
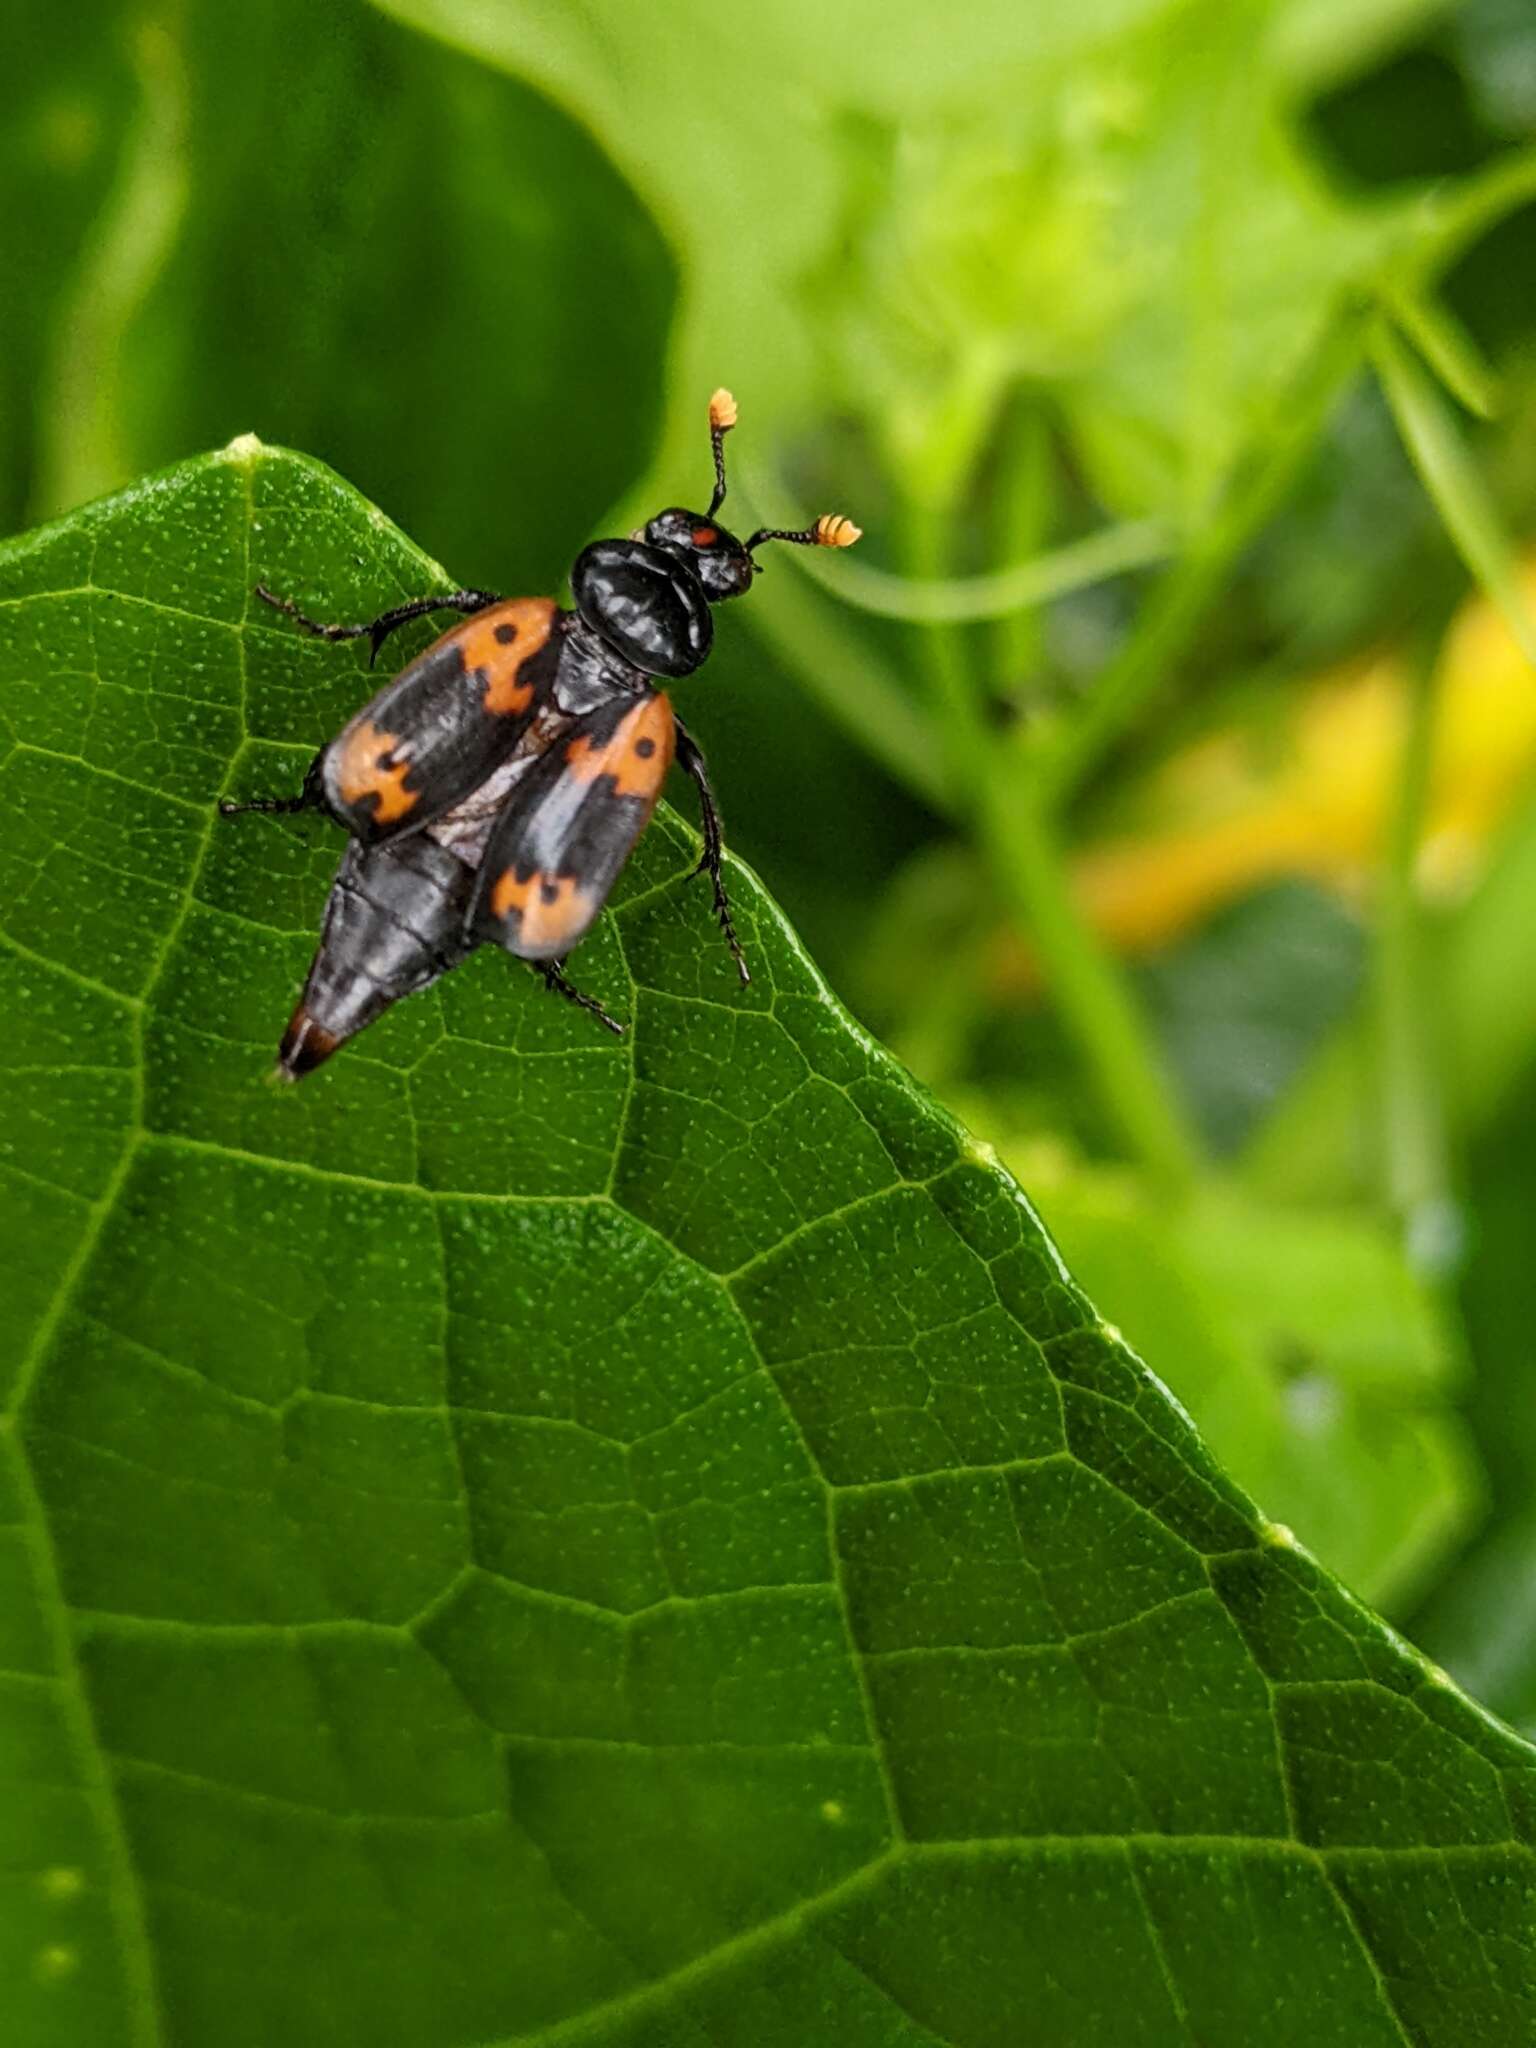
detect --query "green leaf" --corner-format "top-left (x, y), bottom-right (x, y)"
top-left (1266, 0), bottom-right (1456, 91)
top-left (0, 0), bottom-right (140, 534)
top-left (5, 446), bottom-right (1535, 2045)
top-left (372, 0), bottom-right (1414, 524)
top-left (366, 0), bottom-right (1465, 818)
top-left (16, 3), bottom-right (925, 993)
top-left (26, 0), bottom-right (674, 594)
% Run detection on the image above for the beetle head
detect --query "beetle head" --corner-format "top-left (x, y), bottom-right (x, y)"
top-left (582, 389), bottom-right (861, 676)
top-left (637, 384), bottom-right (860, 605)
top-left (642, 507), bottom-right (756, 604)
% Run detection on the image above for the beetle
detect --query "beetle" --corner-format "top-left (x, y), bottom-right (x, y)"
top-left (220, 390), bottom-right (860, 1078)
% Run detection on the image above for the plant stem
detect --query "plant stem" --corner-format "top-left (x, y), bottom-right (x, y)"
top-left (1380, 281), bottom-right (1500, 420)
top-left (784, 509), bottom-right (1173, 626)
top-left (983, 771), bottom-right (1203, 1192)
top-left (1398, 141), bottom-right (1536, 291)
top-left (990, 401), bottom-right (1053, 686)
top-left (748, 564), bottom-right (949, 810)
top-left (1373, 320), bottom-right (1536, 668)
top-left (1036, 308), bottom-right (1367, 805)
top-left (904, 501), bottom-right (990, 807)
top-left (904, 496), bottom-right (1202, 1192)
top-left (1375, 619), bottom-right (1458, 1272)
top-left (34, 20), bottom-right (190, 519)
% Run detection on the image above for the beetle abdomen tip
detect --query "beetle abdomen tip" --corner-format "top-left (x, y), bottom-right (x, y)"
top-left (277, 1007), bottom-right (340, 1080)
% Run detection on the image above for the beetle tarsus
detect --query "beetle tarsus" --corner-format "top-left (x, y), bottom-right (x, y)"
top-left (219, 755), bottom-right (325, 821)
top-left (219, 792), bottom-right (309, 817)
top-left (692, 850), bottom-right (749, 984)
top-left (536, 959), bottom-right (626, 1036)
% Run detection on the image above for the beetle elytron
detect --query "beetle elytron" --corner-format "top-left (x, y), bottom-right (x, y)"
top-left (220, 390), bottom-right (860, 1078)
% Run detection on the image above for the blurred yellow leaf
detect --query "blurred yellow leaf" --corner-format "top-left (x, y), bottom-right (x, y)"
top-left (1020, 557), bottom-right (1536, 968)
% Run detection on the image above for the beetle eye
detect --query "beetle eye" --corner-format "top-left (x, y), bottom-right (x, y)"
top-left (692, 547), bottom-right (753, 603)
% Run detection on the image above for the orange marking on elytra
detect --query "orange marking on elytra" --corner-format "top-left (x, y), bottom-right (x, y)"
top-left (335, 720), bottom-right (416, 823)
top-left (490, 868), bottom-right (591, 951)
top-left (456, 597), bottom-right (559, 715)
top-left (563, 694), bottom-right (676, 796)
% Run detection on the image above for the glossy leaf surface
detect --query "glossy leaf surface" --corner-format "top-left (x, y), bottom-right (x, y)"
top-left (4, 447), bottom-right (1533, 2046)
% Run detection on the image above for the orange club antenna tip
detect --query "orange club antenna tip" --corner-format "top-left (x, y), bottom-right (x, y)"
top-left (708, 388), bottom-right (738, 432)
top-left (813, 513), bottom-right (862, 548)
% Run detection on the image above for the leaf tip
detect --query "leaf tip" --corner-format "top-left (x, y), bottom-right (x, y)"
top-left (218, 431), bottom-right (266, 465)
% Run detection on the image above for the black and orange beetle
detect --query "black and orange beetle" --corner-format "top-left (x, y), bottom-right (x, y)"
top-left (220, 390), bottom-right (860, 1078)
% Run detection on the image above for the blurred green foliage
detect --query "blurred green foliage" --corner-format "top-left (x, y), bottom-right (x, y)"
top-left (8, 0), bottom-right (1536, 1724)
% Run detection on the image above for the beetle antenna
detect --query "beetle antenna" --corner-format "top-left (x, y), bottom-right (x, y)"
top-left (707, 388), bottom-right (736, 516)
top-left (745, 512), bottom-right (862, 557)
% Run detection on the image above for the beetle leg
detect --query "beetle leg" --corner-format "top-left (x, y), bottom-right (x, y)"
top-left (253, 585), bottom-right (503, 667)
top-left (674, 719), bottom-right (749, 986)
top-left (535, 959), bottom-right (626, 1037)
top-left (218, 753), bottom-right (327, 821)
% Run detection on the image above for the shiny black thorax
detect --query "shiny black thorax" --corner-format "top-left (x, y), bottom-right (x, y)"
top-left (572, 540), bottom-right (711, 677)
top-left (570, 508), bottom-right (755, 680)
